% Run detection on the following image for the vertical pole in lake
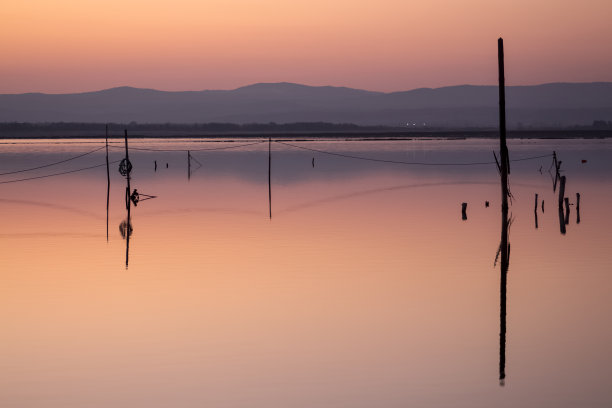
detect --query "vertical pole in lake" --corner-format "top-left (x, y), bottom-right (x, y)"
top-left (558, 176), bottom-right (566, 210)
top-left (498, 37), bottom-right (510, 387)
top-left (268, 137), bottom-right (272, 219)
top-left (125, 129), bottom-right (131, 268)
top-left (498, 38), bottom-right (510, 209)
top-left (576, 193), bottom-right (581, 224)
top-left (106, 125), bottom-right (110, 242)
top-left (187, 150), bottom-right (191, 181)
top-left (534, 193), bottom-right (538, 229)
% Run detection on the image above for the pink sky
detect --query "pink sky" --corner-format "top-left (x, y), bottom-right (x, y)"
top-left (1, 0), bottom-right (611, 93)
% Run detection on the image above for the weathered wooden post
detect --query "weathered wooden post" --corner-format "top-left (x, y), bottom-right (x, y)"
top-left (558, 205), bottom-right (566, 235)
top-left (124, 129), bottom-right (131, 267)
top-left (187, 150), bottom-right (191, 180)
top-left (497, 37), bottom-right (510, 387)
top-left (558, 176), bottom-right (566, 209)
top-left (564, 197), bottom-right (570, 225)
top-left (124, 129), bottom-right (131, 208)
top-left (268, 137), bottom-right (272, 219)
top-left (576, 193), bottom-right (581, 224)
top-left (534, 193), bottom-right (538, 229)
top-left (106, 125), bottom-right (110, 242)
top-left (461, 202), bottom-right (467, 220)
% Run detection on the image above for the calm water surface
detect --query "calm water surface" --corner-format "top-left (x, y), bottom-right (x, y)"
top-left (1, 137), bottom-right (611, 407)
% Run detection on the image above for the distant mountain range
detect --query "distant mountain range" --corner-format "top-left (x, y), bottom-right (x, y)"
top-left (1, 82), bottom-right (611, 127)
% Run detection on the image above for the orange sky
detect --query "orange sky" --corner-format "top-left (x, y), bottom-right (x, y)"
top-left (1, 0), bottom-right (611, 93)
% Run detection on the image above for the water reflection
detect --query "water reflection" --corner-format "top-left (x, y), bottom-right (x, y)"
top-left (1, 138), bottom-right (612, 407)
top-left (498, 207), bottom-right (510, 386)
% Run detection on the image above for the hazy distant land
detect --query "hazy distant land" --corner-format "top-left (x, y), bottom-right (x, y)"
top-left (0, 122), bottom-right (611, 140)
top-left (1, 82), bottom-right (611, 132)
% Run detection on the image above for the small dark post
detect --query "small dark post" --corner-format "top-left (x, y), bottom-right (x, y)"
top-left (542, 200), bottom-right (545, 213)
top-left (187, 150), bottom-right (191, 181)
top-left (558, 205), bottom-right (566, 235)
top-left (564, 197), bottom-right (570, 225)
top-left (534, 193), bottom-right (539, 229)
top-left (461, 202), bottom-right (467, 220)
top-left (268, 137), bottom-right (272, 219)
top-left (558, 176), bottom-right (566, 209)
top-left (576, 193), bottom-right (581, 224)
top-left (124, 129), bottom-right (129, 166)
top-left (106, 125), bottom-right (110, 242)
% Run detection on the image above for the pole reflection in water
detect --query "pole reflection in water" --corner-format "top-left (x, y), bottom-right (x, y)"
top-left (119, 185), bottom-right (132, 268)
top-left (497, 205), bottom-right (510, 386)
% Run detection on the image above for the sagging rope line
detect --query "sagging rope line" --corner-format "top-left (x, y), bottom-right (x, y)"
top-left (0, 159), bottom-right (122, 185)
top-left (0, 145), bottom-right (106, 176)
top-left (107, 140), bottom-right (265, 152)
top-left (276, 141), bottom-right (553, 166)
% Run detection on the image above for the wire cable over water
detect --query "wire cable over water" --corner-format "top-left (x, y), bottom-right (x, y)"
top-left (0, 145), bottom-right (106, 176)
top-left (107, 140), bottom-right (265, 152)
top-left (0, 159), bottom-right (122, 185)
top-left (275, 141), bottom-right (553, 166)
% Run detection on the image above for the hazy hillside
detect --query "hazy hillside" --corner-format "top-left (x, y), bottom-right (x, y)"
top-left (1, 82), bottom-right (611, 127)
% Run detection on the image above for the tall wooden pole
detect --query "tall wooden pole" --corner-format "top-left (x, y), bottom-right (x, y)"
top-left (268, 137), bottom-right (272, 219)
top-left (498, 37), bottom-right (510, 387)
top-left (124, 129), bottom-right (130, 268)
top-left (498, 37), bottom-right (509, 211)
top-left (124, 129), bottom-right (130, 201)
top-left (106, 125), bottom-right (110, 242)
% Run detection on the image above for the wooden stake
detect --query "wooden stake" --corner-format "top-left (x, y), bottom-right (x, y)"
top-left (461, 202), bottom-right (467, 220)
top-left (498, 38), bottom-right (509, 213)
top-left (268, 137), bottom-right (272, 219)
top-left (106, 125), bottom-right (110, 242)
top-left (188, 150), bottom-right (191, 181)
top-left (559, 206), bottom-right (566, 235)
top-left (558, 176), bottom-right (566, 209)
top-left (533, 193), bottom-right (538, 228)
top-left (576, 193), bottom-right (581, 224)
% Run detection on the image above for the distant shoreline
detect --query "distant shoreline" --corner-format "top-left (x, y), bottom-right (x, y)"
top-left (0, 129), bottom-right (611, 140)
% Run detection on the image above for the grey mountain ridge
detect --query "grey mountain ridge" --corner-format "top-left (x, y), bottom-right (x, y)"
top-left (1, 82), bottom-right (611, 127)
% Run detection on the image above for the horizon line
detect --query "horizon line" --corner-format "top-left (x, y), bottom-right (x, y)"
top-left (2, 80), bottom-right (611, 97)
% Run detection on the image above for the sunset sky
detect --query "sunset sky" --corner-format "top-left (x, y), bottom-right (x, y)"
top-left (1, 0), bottom-right (611, 94)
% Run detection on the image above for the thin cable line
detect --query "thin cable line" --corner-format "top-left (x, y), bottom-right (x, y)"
top-left (0, 159), bottom-right (121, 185)
top-left (0, 145), bottom-right (106, 176)
top-left (107, 140), bottom-right (265, 152)
top-left (275, 141), bottom-right (552, 166)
